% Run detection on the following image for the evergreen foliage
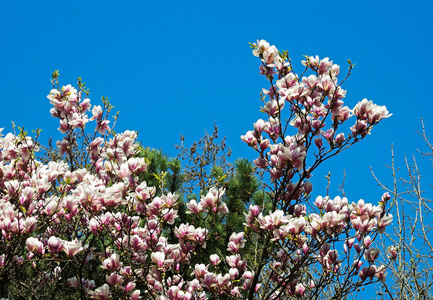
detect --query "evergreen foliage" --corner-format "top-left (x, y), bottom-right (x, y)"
top-left (136, 131), bottom-right (271, 271)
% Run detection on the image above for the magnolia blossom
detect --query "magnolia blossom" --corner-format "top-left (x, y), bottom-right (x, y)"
top-left (63, 240), bottom-right (83, 258)
top-left (101, 253), bottom-right (122, 271)
top-left (210, 254), bottom-right (220, 266)
top-left (151, 252), bottom-right (166, 268)
top-left (47, 236), bottom-right (64, 254)
top-left (88, 284), bottom-right (111, 300)
top-left (364, 247), bottom-right (380, 263)
top-left (26, 237), bottom-right (44, 255)
top-left (241, 131), bottom-right (259, 149)
top-left (105, 273), bottom-right (124, 286)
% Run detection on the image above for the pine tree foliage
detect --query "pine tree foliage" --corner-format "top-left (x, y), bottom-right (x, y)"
top-left (136, 147), bottom-right (185, 194)
top-left (136, 131), bottom-right (271, 270)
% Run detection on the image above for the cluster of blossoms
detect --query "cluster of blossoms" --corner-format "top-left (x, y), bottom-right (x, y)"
top-left (244, 40), bottom-right (391, 184)
top-left (0, 41), bottom-right (394, 299)
top-left (238, 40), bottom-right (394, 298)
top-left (0, 79), bottom-right (264, 299)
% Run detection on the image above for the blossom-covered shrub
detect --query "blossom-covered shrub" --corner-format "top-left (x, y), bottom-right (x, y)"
top-left (0, 40), bottom-right (393, 299)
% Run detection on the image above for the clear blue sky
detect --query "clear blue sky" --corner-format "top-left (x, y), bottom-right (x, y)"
top-left (1, 0), bottom-right (432, 231)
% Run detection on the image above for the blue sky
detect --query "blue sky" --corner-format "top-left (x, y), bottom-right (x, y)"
top-left (2, 0), bottom-right (433, 205)
top-left (1, 0), bottom-right (433, 297)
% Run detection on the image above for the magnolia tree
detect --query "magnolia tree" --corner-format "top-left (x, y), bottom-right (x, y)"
top-left (0, 40), bottom-right (393, 299)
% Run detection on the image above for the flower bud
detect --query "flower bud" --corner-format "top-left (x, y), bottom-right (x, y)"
top-left (314, 137), bottom-right (323, 149)
top-left (304, 182), bottom-right (313, 195)
top-left (210, 254), bottom-right (220, 266)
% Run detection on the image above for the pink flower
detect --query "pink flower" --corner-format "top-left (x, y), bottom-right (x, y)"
top-left (26, 237), bottom-right (44, 255)
top-left (259, 139), bottom-right (270, 151)
top-left (364, 247), bottom-right (380, 263)
top-left (193, 264), bottom-right (208, 278)
top-left (106, 273), bottom-right (124, 286)
top-left (302, 74), bottom-right (319, 89)
top-left (293, 204), bottom-right (307, 217)
top-left (359, 265), bottom-right (377, 281)
top-left (253, 119), bottom-right (266, 133)
top-left (59, 119), bottom-right (69, 133)
top-left (162, 208), bottom-right (178, 224)
top-left (228, 232), bottom-right (245, 250)
top-left (261, 100), bottom-right (282, 117)
top-left (226, 255), bottom-right (246, 270)
top-left (231, 287), bottom-right (242, 297)
top-left (368, 104), bottom-right (392, 124)
top-left (89, 284), bottom-right (111, 300)
top-left (151, 252), bottom-right (166, 268)
top-left (314, 196), bottom-right (326, 209)
top-left (321, 128), bottom-right (334, 143)
top-left (167, 286), bottom-right (180, 299)
top-left (130, 290), bottom-right (141, 300)
top-left (199, 187), bottom-right (226, 213)
top-left (90, 105), bottom-right (103, 121)
top-left (253, 156), bottom-right (267, 169)
top-left (381, 192), bottom-right (391, 203)
top-left (125, 281), bottom-right (136, 293)
top-left (319, 75), bottom-right (336, 93)
top-left (47, 236), bottom-right (64, 254)
top-left (304, 182), bottom-right (313, 195)
top-left (244, 205), bottom-right (261, 230)
top-left (186, 199), bottom-right (203, 214)
top-left (318, 57), bottom-right (333, 74)
top-left (353, 243), bottom-right (361, 254)
top-left (377, 214), bottom-right (393, 233)
top-left (258, 210), bottom-right (290, 230)
top-left (263, 45), bottom-right (279, 64)
top-left (63, 240), bottom-right (83, 258)
top-left (295, 283), bottom-right (306, 297)
top-left (210, 254), bottom-right (220, 266)
top-left (201, 272), bottom-right (217, 289)
top-left (22, 217), bottom-right (37, 234)
top-left (96, 120), bottom-right (110, 135)
top-left (375, 265), bottom-right (387, 283)
top-left (88, 218), bottom-right (100, 234)
top-left (363, 236), bottom-right (372, 249)
top-left (353, 259), bottom-right (364, 270)
top-left (351, 120), bottom-right (370, 137)
top-left (241, 131), bottom-right (259, 149)
top-left (252, 39), bottom-right (270, 57)
top-left (101, 253), bottom-right (122, 271)
top-left (229, 268), bottom-right (239, 280)
top-left (334, 105), bottom-right (352, 122)
top-left (80, 98), bottom-right (91, 112)
top-left (346, 238), bottom-right (355, 249)
top-left (335, 133), bottom-right (345, 145)
top-left (302, 55), bottom-right (320, 69)
top-left (69, 113), bottom-right (89, 129)
top-left (67, 276), bottom-right (80, 289)
top-left (353, 99), bottom-right (373, 119)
